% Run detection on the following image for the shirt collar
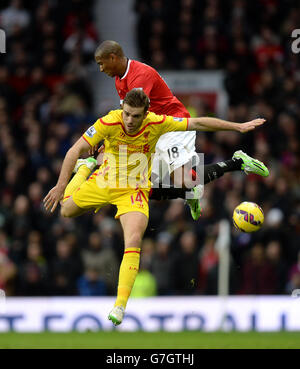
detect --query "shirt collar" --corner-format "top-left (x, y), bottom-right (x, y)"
top-left (120, 59), bottom-right (131, 80)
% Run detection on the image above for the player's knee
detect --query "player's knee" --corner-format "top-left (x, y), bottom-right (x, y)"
top-left (61, 200), bottom-right (83, 218)
top-left (60, 204), bottom-right (73, 218)
top-left (60, 205), bottom-right (68, 218)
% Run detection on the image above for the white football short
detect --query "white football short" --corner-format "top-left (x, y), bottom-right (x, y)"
top-left (152, 131), bottom-right (197, 182)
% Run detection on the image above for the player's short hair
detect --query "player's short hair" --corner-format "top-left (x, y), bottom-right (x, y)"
top-left (123, 89), bottom-right (150, 113)
top-left (95, 40), bottom-right (124, 58)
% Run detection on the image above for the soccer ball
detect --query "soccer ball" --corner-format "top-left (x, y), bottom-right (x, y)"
top-left (232, 201), bottom-right (264, 232)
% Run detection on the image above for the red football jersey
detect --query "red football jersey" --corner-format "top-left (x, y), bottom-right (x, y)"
top-left (115, 59), bottom-right (190, 118)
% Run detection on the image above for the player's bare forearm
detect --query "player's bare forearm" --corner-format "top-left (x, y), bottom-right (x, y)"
top-left (56, 148), bottom-right (81, 189)
top-left (57, 137), bottom-right (91, 187)
top-left (188, 117), bottom-right (266, 132)
top-left (43, 148), bottom-right (81, 212)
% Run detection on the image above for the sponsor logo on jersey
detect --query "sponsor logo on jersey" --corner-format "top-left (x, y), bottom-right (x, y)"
top-left (173, 117), bottom-right (184, 122)
top-left (85, 126), bottom-right (97, 137)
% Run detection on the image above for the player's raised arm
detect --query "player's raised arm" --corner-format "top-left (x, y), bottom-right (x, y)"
top-left (43, 137), bottom-right (91, 213)
top-left (187, 117), bottom-right (266, 133)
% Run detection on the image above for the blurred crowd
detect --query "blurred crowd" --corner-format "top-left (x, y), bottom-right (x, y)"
top-left (0, 0), bottom-right (300, 298)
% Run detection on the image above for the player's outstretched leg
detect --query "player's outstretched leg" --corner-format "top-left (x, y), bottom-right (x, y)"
top-left (232, 150), bottom-right (269, 177)
top-left (202, 152), bottom-right (269, 184)
top-left (149, 152), bottom-right (269, 221)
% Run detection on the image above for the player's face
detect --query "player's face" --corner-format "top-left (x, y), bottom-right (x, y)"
top-left (95, 54), bottom-right (117, 77)
top-left (122, 104), bottom-right (147, 134)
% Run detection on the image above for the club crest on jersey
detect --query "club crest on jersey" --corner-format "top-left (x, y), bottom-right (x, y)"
top-left (173, 117), bottom-right (184, 122)
top-left (143, 131), bottom-right (150, 139)
top-left (85, 126), bottom-right (96, 137)
top-left (143, 144), bottom-right (150, 153)
top-left (119, 132), bottom-right (126, 138)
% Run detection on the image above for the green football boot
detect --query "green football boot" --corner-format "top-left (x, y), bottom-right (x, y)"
top-left (186, 185), bottom-right (203, 221)
top-left (233, 150), bottom-right (269, 177)
top-left (108, 306), bottom-right (125, 326)
top-left (73, 157), bottom-right (97, 173)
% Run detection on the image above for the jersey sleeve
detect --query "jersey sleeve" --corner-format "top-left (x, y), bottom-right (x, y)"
top-left (82, 119), bottom-right (105, 147)
top-left (159, 115), bottom-right (189, 135)
top-left (82, 110), bottom-right (122, 146)
top-left (82, 111), bottom-right (118, 146)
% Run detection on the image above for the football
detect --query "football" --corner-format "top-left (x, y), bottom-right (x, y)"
top-left (233, 201), bottom-right (264, 232)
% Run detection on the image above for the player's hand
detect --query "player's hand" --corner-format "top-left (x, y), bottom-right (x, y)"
top-left (238, 118), bottom-right (266, 133)
top-left (97, 144), bottom-right (105, 166)
top-left (43, 185), bottom-right (65, 213)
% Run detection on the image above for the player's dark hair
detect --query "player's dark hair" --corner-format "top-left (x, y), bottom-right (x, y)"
top-left (95, 40), bottom-right (124, 58)
top-left (123, 89), bottom-right (150, 113)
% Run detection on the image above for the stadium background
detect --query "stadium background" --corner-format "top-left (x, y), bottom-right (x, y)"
top-left (0, 0), bottom-right (300, 341)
